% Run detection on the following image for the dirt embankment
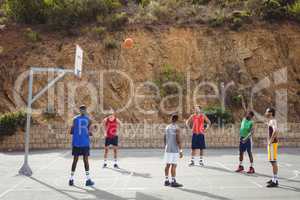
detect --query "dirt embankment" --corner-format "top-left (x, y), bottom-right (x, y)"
top-left (0, 23), bottom-right (300, 123)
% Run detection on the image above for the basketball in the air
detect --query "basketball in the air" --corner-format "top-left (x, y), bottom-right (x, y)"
top-left (123, 38), bottom-right (134, 49)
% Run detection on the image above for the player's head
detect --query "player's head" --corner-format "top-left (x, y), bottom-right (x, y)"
top-left (171, 113), bottom-right (178, 123)
top-left (79, 105), bottom-right (87, 115)
top-left (109, 108), bottom-right (115, 117)
top-left (195, 105), bottom-right (202, 114)
top-left (265, 107), bottom-right (275, 118)
top-left (246, 111), bottom-right (254, 119)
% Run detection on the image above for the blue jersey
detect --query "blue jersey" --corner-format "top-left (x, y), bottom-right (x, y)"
top-left (72, 115), bottom-right (91, 147)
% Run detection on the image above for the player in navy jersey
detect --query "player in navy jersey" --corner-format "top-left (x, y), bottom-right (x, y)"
top-left (69, 105), bottom-right (94, 186)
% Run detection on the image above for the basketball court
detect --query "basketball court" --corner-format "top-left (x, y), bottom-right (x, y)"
top-left (0, 148), bottom-right (299, 200)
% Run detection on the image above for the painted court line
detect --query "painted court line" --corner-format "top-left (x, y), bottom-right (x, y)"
top-left (0, 151), bottom-right (70, 199)
top-left (215, 162), bottom-right (263, 188)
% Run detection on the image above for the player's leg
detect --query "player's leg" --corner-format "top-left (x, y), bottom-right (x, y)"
top-left (103, 137), bottom-right (109, 168)
top-left (170, 164), bottom-right (183, 187)
top-left (190, 134), bottom-right (197, 166)
top-left (199, 134), bottom-right (206, 166)
top-left (69, 154), bottom-right (79, 186)
top-left (246, 139), bottom-right (255, 174)
top-left (236, 138), bottom-right (245, 172)
top-left (267, 143), bottom-right (279, 187)
top-left (247, 151), bottom-right (255, 173)
top-left (83, 147), bottom-right (94, 186)
top-left (113, 136), bottom-right (119, 168)
top-left (164, 163), bottom-right (171, 186)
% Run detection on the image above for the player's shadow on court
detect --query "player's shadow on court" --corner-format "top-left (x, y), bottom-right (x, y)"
top-left (203, 165), bottom-right (234, 174)
top-left (176, 188), bottom-right (232, 200)
top-left (278, 184), bottom-right (300, 193)
top-left (251, 172), bottom-right (300, 184)
top-left (106, 167), bottom-right (152, 178)
top-left (29, 176), bottom-right (130, 200)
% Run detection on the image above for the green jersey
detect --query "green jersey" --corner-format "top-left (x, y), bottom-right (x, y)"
top-left (240, 118), bottom-right (253, 138)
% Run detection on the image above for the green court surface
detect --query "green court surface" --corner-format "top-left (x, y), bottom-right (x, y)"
top-left (0, 148), bottom-right (299, 200)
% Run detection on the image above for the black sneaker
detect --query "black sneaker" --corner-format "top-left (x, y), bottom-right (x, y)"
top-left (171, 181), bottom-right (183, 188)
top-left (267, 181), bottom-right (278, 188)
top-left (189, 161), bottom-right (195, 167)
top-left (69, 179), bottom-right (74, 186)
top-left (114, 164), bottom-right (120, 169)
top-left (85, 179), bottom-right (95, 186)
top-left (103, 163), bottom-right (107, 168)
top-left (266, 179), bottom-right (273, 184)
top-left (199, 160), bottom-right (204, 167)
top-left (164, 180), bottom-right (170, 186)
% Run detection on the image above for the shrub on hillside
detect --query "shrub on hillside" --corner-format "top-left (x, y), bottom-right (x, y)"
top-left (203, 106), bottom-right (234, 125)
top-left (0, 111), bottom-right (26, 136)
top-left (24, 28), bottom-right (41, 42)
top-left (104, 38), bottom-right (119, 49)
top-left (228, 10), bottom-right (251, 30)
top-left (154, 64), bottom-right (185, 97)
top-left (191, 0), bottom-right (211, 5)
top-left (261, 0), bottom-right (287, 20)
top-left (91, 26), bottom-right (106, 38)
top-left (208, 15), bottom-right (225, 27)
top-left (287, 0), bottom-right (300, 21)
top-left (107, 12), bottom-right (128, 31)
top-left (4, 0), bottom-right (122, 28)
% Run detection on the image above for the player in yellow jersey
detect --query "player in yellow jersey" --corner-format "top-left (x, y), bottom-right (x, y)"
top-left (265, 108), bottom-right (279, 187)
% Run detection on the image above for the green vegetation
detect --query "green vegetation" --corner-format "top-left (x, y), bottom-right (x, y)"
top-left (287, 0), bottom-right (300, 21)
top-left (91, 26), bottom-right (106, 38)
top-left (203, 106), bottom-right (234, 125)
top-left (154, 64), bottom-right (185, 97)
top-left (208, 15), bottom-right (226, 27)
top-left (24, 28), bottom-right (40, 42)
top-left (107, 12), bottom-right (128, 31)
top-left (3, 0), bottom-right (121, 29)
top-left (2, 0), bottom-right (300, 31)
top-left (228, 10), bottom-right (251, 30)
top-left (0, 110), bottom-right (26, 136)
top-left (192, 0), bottom-right (211, 5)
top-left (104, 37), bottom-right (119, 49)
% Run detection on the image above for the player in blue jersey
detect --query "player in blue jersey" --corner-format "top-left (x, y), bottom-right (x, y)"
top-left (69, 105), bottom-right (94, 186)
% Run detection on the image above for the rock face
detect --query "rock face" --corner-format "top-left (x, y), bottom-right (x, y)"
top-left (0, 23), bottom-right (300, 123)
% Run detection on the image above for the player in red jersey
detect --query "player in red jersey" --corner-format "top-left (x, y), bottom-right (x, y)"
top-left (102, 110), bottom-right (122, 168)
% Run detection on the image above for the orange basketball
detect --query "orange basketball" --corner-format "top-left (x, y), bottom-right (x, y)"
top-left (123, 38), bottom-right (134, 49)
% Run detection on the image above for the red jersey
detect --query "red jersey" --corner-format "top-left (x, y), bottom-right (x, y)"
top-left (105, 117), bottom-right (118, 138)
top-left (192, 114), bottom-right (205, 134)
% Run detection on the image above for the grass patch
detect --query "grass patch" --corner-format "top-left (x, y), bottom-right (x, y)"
top-left (0, 110), bottom-right (26, 136)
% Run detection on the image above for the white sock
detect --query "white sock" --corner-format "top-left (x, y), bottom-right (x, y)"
top-left (191, 157), bottom-right (195, 162)
top-left (86, 171), bottom-right (90, 180)
top-left (273, 174), bottom-right (278, 182)
top-left (70, 171), bottom-right (75, 180)
top-left (171, 177), bottom-right (176, 183)
top-left (239, 161), bottom-right (243, 166)
top-left (200, 156), bottom-right (203, 162)
top-left (114, 159), bottom-right (117, 165)
top-left (250, 162), bottom-right (253, 167)
top-left (104, 159), bottom-right (107, 164)
top-left (165, 176), bottom-right (169, 181)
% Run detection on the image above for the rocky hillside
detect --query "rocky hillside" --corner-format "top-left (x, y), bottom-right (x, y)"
top-left (0, 0), bottom-right (300, 123)
top-left (1, 22), bottom-right (300, 123)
